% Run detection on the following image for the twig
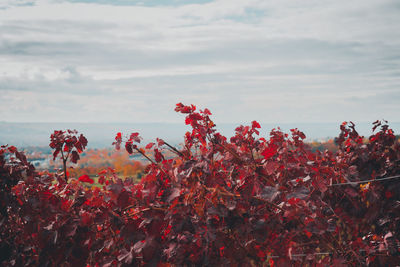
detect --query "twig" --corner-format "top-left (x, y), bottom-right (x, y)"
top-left (163, 141), bottom-right (184, 157)
top-left (330, 174), bottom-right (400, 186)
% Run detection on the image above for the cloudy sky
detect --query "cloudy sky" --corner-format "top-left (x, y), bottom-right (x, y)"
top-left (1, 0), bottom-right (399, 125)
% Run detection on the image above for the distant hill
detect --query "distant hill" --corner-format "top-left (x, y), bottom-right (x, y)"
top-left (1, 121), bottom-right (400, 149)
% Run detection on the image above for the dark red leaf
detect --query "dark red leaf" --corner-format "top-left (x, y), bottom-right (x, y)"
top-left (8, 146), bottom-right (17, 153)
top-left (125, 142), bottom-right (133, 154)
top-left (175, 103), bottom-right (196, 114)
top-left (117, 191), bottom-right (131, 208)
top-left (154, 149), bottom-right (164, 163)
top-left (98, 175), bottom-right (105, 185)
top-left (79, 134), bottom-right (88, 148)
top-left (129, 132), bottom-right (141, 143)
top-left (70, 151), bottom-right (80, 164)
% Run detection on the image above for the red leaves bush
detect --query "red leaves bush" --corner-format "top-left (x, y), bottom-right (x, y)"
top-left (1, 104), bottom-right (400, 266)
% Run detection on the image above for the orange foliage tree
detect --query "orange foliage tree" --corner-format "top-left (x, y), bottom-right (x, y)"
top-left (66, 148), bottom-right (144, 179)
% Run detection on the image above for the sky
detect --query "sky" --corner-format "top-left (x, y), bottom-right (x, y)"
top-left (0, 0), bottom-right (399, 125)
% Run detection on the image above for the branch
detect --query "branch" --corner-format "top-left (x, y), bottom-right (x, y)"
top-left (163, 141), bottom-right (184, 157)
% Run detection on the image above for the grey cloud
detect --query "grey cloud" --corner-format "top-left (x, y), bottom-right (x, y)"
top-left (0, 0), bottom-right (399, 124)
top-left (1, 17), bottom-right (394, 71)
top-left (0, 37), bottom-right (379, 77)
top-left (348, 90), bottom-right (400, 106)
top-left (1, 13), bottom-right (398, 76)
top-left (0, 67), bottom-right (106, 95)
top-left (0, 40), bottom-right (92, 57)
top-left (65, 0), bottom-right (214, 7)
top-left (0, 0), bottom-right (34, 9)
top-left (0, 20), bottom-right (116, 37)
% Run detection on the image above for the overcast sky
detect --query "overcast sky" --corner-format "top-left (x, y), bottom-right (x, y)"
top-left (1, 0), bottom-right (399, 125)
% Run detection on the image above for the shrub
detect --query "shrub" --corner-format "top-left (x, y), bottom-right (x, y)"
top-left (1, 105), bottom-right (399, 266)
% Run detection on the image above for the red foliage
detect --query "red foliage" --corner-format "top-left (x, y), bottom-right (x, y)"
top-left (49, 129), bottom-right (88, 182)
top-left (1, 105), bottom-right (400, 266)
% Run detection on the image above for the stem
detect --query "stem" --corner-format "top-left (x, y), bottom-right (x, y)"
top-left (132, 145), bottom-right (168, 176)
top-left (184, 143), bottom-right (192, 158)
top-left (252, 195), bottom-right (284, 211)
top-left (163, 141), bottom-right (184, 157)
top-left (134, 146), bottom-right (156, 165)
top-left (60, 148), bottom-right (68, 182)
top-left (219, 143), bottom-right (242, 162)
top-left (63, 159), bottom-right (67, 182)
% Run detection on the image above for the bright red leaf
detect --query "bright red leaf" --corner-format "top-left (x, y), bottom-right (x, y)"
top-left (78, 174), bottom-right (94, 184)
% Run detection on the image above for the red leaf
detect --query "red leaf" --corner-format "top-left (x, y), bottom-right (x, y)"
top-left (385, 191), bottom-right (393, 199)
top-left (80, 211), bottom-right (93, 226)
top-left (263, 161), bottom-right (279, 175)
top-left (63, 144), bottom-right (70, 152)
top-left (145, 142), bottom-right (155, 149)
top-left (261, 145), bottom-right (277, 160)
top-left (252, 120), bottom-right (261, 129)
top-left (175, 103), bottom-right (196, 113)
top-left (185, 113), bottom-right (203, 125)
top-left (79, 134), bottom-right (88, 148)
top-left (79, 174), bottom-right (94, 184)
top-left (70, 151), bottom-right (80, 164)
top-left (157, 138), bottom-right (165, 146)
top-left (8, 146), bottom-right (17, 153)
top-left (129, 132), bottom-right (141, 143)
top-left (154, 149), bottom-right (164, 163)
top-left (203, 108), bottom-right (212, 115)
top-left (117, 191), bottom-right (131, 208)
top-left (304, 230), bottom-right (312, 238)
top-left (98, 169), bottom-right (107, 175)
top-left (61, 199), bottom-right (72, 212)
top-left (219, 246), bottom-right (225, 257)
top-left (53, 149), bottom-right (60, 160)
top-left (288, 198), bottom-right (301, 205)
top-left (125, 142), bottom-right (133, 154)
